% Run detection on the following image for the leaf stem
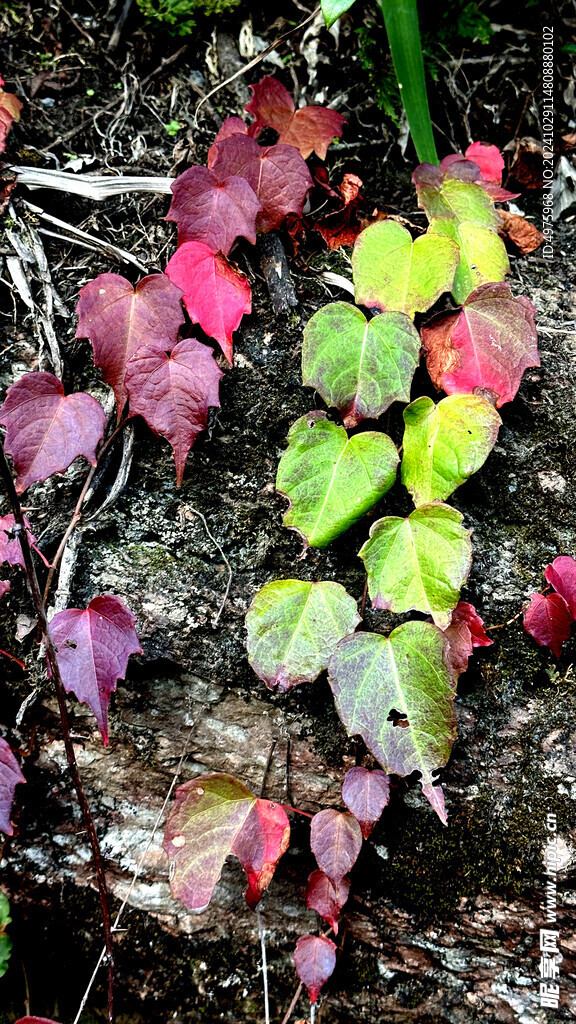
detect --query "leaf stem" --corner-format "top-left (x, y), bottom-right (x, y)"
top-left (256, 905), bottom-right (270, 1024)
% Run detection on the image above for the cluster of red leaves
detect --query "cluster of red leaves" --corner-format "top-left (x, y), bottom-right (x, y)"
top-left (524, 556), bottom-right (576, 657)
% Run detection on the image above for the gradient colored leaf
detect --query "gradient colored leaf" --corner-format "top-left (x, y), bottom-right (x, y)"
top-left (245, 75), bottom-right (345, 160)
top-left (451, 601), bottom-right (492, 648)
top-left (401, 393), bottom-right (501, 506)
top-left (302, 303), bottom-right (420, 427)
top-left (321, 0), bottom-right (357, 27)
top-left (246, 579), bottom-right (360, 692)
top-left (412, 164), bottom-right (502, 230)
top-left (422, 282), bottom-right (539, 407)
top-left (523, 593), bottom-right (573, 658)
top-left (428, 216), bottom-right (510, 303)
top-left (439, 153), bottom-right (518, 202)
top-left (0, 372), bottom-right (107, 494)
top-left (0, 738), bottom-right (25, 836)
top-left (166, 165), bottom-right (262, 253)
top-left (341, 766), bottom-right (390, 838)
top-left (166, 241), bottom-right (251, 363)
top-left (352, 221), bottom-right (459, 318)
top-left (76, 273), bottom-right (185, 416)
top-left (276, 411), bottom-right (399, 548)
top-left (310, 809), bottom-right (362, 884)
top-left (0, 85), bottom-right (22, 155)
top-left (49, 595), bottom-right (142, 745)
top-left (293, 934), bottom-right (337, 1004)
top-left (328, 622), bottom-right (457, 823)
top-left (465, 142), bottom-right (505, 183)
top-left (442, 616), bottom-right (474, 683)
top-left (163, 773), bottom-right (289, 912)
top-left (209, 134), bottom-right (313, 233)
top-left (305, 869), bottom-right (350, 933)
top-left (124, 338), bottom-right (222, 487)
top-left (359, 503), bottom-right (472, 629)
top-left (545, 556), bottom-right (576, 616)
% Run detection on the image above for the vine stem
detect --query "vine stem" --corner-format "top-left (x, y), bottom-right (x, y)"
top-left (256, 905), bottom-right (270, 1024)
top-left (0, 444), bottom-right (115, 1024)
top-left (280, 981), bottom-right (303, 1024)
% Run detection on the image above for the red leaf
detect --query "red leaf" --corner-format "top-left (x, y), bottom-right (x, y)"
top-left (306, 869), bottom-right (350, 933)
top-left (293, 934), bottom-right (337, 1004)
top-left (451, 601), bottom-right (493, 647)
top-left (167, 165), bottom-right (262, 254)
top-left (206, 116), bottom-right (259, 165)
top-left (76, 273), bottom-right (184, 417)
top-left (523, 592), bottom-right (573, 658)
top-left (165, 242), bottom-right (251, 363)
top-left (0, 513), bottom-right (36, 569)
top-left (245, 76), bottom-right (345, 160)
top-left (310, 808), bottom-right (362, 884)
top-left (314, 173), bottom-right (364, 250)
top-left (0, 580), bottom-right (9, 599)
top-left (124, 338), bottom-right (222, 487)
top-left (0, 84), bottom-right (22, 155)
top-left (0, 737), bottom-right (25, 836)
top-left (422, 282), bottom-right (539, 408)
top-left (341, 766), bottom-right (390, 838)
top-left (0, 373), bottom-right (107, 494)
top-left (209, 133), bottom-right (313, 233)
top-left (545, 556), bottom-right (576, 617)
top-left (443, 619), bottom-right (474, 682)
top-left (14, 1019), bottom-right (62, 1024)
top-left (465, 142), bottom-right (505, 183)
top-left (231, 798), bottom-right (290, 909)
top-left (49, 595), bottom-right (142, 744)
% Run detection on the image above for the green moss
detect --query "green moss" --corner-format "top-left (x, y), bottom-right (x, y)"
top-left (136, 0), bottom-right (241, 35)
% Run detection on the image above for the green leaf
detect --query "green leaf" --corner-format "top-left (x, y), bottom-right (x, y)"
top-left (277, 411), bottom-right (399, 548)
top-left (302, 302), bottom-right (421, 427)
top-left (428, 217), bottom-right (510, 303)
top-left (401, 394), bottom-right (501, 506)
top-left (352, 221), bottom-right (459, 318)
top-left (328, 621), bottom-right (456, 823)
top-left (414, 176), bottom-right (500, 230)
top-left (321, 0), bottom-right (357, 28)
top-left (246, 579), bottom-right (361, 691)
top-left (359, 503), bottom-right (472, 628)
top-left (0, 893), bottom-right (11, 979)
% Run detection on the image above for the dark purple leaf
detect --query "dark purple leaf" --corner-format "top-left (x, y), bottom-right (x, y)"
top-left (293, 934), bottom-right (337, 1003)
top-left (0, 514), bottom-right (36, 569)
top-left (341, 766), bottom-right (390, 838)
top-left (167, 165), bottom-right (262, 253)
top-left (310, 808), bottom-right (362, 884)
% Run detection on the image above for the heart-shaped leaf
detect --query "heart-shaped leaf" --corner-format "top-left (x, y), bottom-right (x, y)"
top-left (310, 809), bottom-right (362, 884)
top-left (302, 302), bottom-right (420, 427)
top-left (359, 503), bottom-right (472, 628)
top-left (352, 221), bottom-right (459, 318)
top-left (422, 282), bottom-right (539, 407)
top-left (328, 622), bottom-right (457, 823)
top-left (293, 934), bottom-right (337, 1004)
top-left (166, 242), bottom-right (251, 363)
top-left (305, 869), bottom-right (350, 933)
top-left (0, 738), bottom-right (25, 836)
top-left (163, 773), bottom-right (290, 912)
top-left (277, 411), bottom-right (399, 548)
top-left (245, 75), bottom-right (345, 160)
top-left (428, 217), bottom-right (510, 303)
top-left (246, 579), bottom-right (360, 691)
top-left (401, 393), bottom-right (501, 506)
top-left (545, 556), bottom-right (576, 616)
top-left (0, 372), bottom-right (107, 494)
top-left (124, 338), bottom-right (222, 487)
top-left (321, 0), bottom-right (357, 28)
top-left (49, 595), bottom-right (142, 745)
top-left (412, 165), bottom-right (502, 230)
top-left (341, 766), bottom-right (390, 838)
top-left (523, 593), bottom-right (573, 658)
top-left (166, 165), bottom-right (262, 253)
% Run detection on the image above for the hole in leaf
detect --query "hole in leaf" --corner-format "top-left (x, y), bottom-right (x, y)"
top-left (387, 708), bottom-right (409, 728)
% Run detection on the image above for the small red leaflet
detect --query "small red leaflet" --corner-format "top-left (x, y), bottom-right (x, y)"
top-left (545, 555), bottom-right (576, 617)
top-left (0, 737), bottom-right (25, 836)
top-left (305, 869), bottom-right (350, 934)
top-left (341, 766), bottom-right (390, 838)
top-left (230, 798), bottom-right (290, 909)
top-left (523, 592), bottom-right (573, 658)
top-left (0, 81), bottom-right (22, 155)
top-left (293, 934), bottom-right (337, 1004)
top-left (310, 808), bottom-right (362, 884)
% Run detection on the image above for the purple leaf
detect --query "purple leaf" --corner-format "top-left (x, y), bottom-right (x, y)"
top-left (0, 514), bottom-right (36, 569)
top-left (341, 766), bottom-right (390, 838)
top-left (0, 737), bottom-right (25, 836)
top-left (293, 934), bottom-right (337, 1003)
top-left (167, 165), bottom-right (262, 253)
top-left (306, 869), bottom-right (350, 933)
top-left (310, 808), bottom-right (362, 885)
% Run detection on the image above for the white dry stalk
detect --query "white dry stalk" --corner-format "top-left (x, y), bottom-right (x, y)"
top-left (10, 165), bottom-right (174, 200)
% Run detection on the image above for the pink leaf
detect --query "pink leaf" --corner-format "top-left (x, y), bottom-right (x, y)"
top-left (422, 282), bottom-right (539, 408)
top-left (545, 556), bottom-right (576, 617)
top-left (76, 273), bottom-right (184, 418)
top-left (341, 766), bottom-right (390, 838)
top-left (49, 595), bottom-right (142, 745)
top-left (124, 338), bottom-right (222, 487)
top-left (0, 373), bottom-right (107, 493)
top-left (245, 76), bottom-right (345, 160)
top-left (523, 592), bottom-right (573, 658)
top-left (165, 242), bottom-right (251, 363)
top-left (0, 580), bottom-right (10, 599)
top-left (310, 808), bottom-right (362, 885)
top-left (0, 513), bottom-right (36, 569)
top-left (0, 84), bottom-right (22, 155)
top-left (231, 798), bottom-right (290, 909)
top-left (14, 1019), bottom-right (63, 1024)
top-left (209, 133), bottom-right (313, 233)
top-left (465, 142), bottom-right (505, 183)
top-left (306, 869), bottom-right (350, 933)
top-left (0, 737), bottom-right (25, 835)
top-left (293, 934), bottom-right (337, 1004)
top-left (167, 165), bottom-right (262, 254)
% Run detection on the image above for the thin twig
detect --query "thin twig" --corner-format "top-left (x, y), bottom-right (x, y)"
top-left (256, 905), bottom-right (270, 1024)
top-left (180, 505), bottom-right (232, 625)
top-left (280, 981), bottom-right (304, 1024)
top-left (484, 609), bottom-right (524, 631)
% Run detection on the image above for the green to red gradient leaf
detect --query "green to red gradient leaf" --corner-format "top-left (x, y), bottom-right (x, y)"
top-left (428, 216), bottom-right (510, 303)
top-left (293, 934), bottom-right (337, 1004)
top-left (422, 282), bottom-right (539, 407)
top-left (545, 556), bottom-right (576, 617)
top-left (306, 869), bottom-right (350, 933)
top-left (0, 372), bottom-right (107, 494)
top-left (163, 773), bottom-right (290, 912)
top-left (341, 766), bottom-right (390, 838)
top-left (245, 579), bottom-right (360, 692)
top-left (276, 411), bottom-right (399, 548)
top-left (76, 273), bottom-right (185, 417)
top-left (302, 302), bottom-right (421, 427)
top-left (401, 393), bottom-right (501, 506)
top-left (352, 220), bottom-right (459, 318)
top-left (49, 595), bottom-right (142, 745)
top-left (412, 165), bottom-right (502, 229)
top-left (0, 738), bottom-right (25, 836)
top-left (523, 593), bottom-right (573, 658)
top-left (0, 84), bottom-right (22, 154)
top-left (166, 166), bottom-right (262, 253)
top-left (165, 242), bottom-right (251, 364)
top-left (328, 622), bottom-right (457, 823)
top-left (310, 809), bottom-right (362, 884)
top-left (245, 75), bottom-right (345, 160)
top-left (124, 338), bottom-right (222, 487)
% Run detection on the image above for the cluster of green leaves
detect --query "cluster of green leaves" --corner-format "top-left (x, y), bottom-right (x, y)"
top-left (136, 0), bottom-right (240, 35)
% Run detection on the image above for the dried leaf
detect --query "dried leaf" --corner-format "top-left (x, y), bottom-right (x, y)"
top-left (498, 211), bottom-right (544, 254)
